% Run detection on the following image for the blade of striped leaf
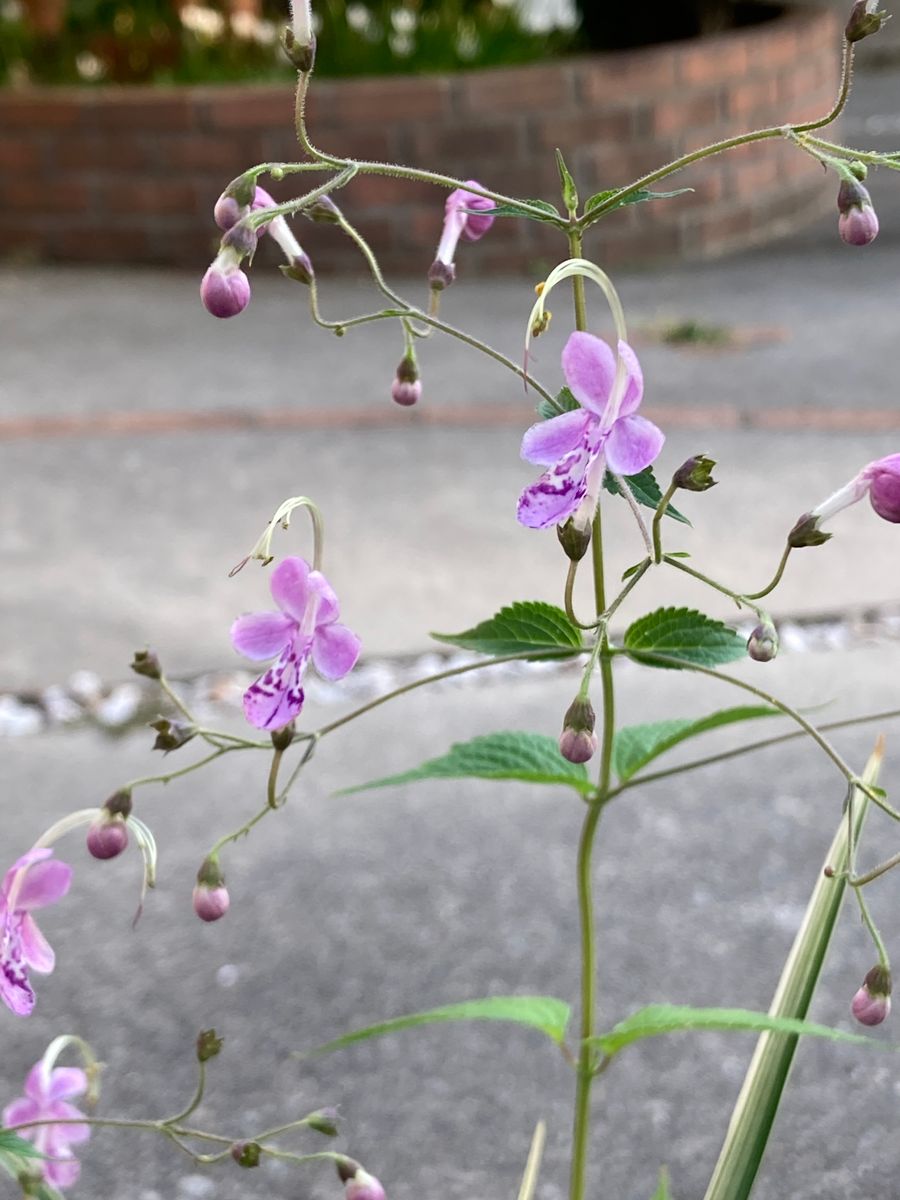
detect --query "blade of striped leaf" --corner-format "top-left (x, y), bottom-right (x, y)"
top-left (703, 741), bottom-right (884, 1200)
top-left (305, 996), bottom-right (572, 1057)
top-left (651, 1167), bottom-right (672, 1200)
top-left (517, 1121), bottom-right (547, 1200)
top-left (612, 706), bottom-right (779, 783)
top-left (589, 1004), bottom-right (879, 1057)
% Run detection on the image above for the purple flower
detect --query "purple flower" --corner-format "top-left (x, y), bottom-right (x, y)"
top-left (517, 331), bottom-right (664, 530)
top-left (428, 180), bottom-right (494, 289)
top-left (805, 452), bottom-right (900, 534)
top-left (837, 178), bottom-right (879, 246)
top-left (200, 257), bottom-right (251, 319)
top-left (851, 964), bottom-right (892, 1026)
top-left (0, 849), bottom-right (72, 1017)
top-left (3, 1059), bottom-right (90, 1189)
top-left (231, 556), bottom-right (361, 730)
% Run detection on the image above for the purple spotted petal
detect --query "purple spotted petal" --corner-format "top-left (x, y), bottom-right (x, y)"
top-left (0, 920), bottom-right (36, 1016)
top-left (604, 413), bottom-right (664, 476)
top-left (312, 624), bottom-right (361, 681)
top-left (269, 556), bottom-right (310, 622)
top-left (231, 611), bottom-right (295, 661)
top-left (307, 571), bottom-right (340, 628)
top-left (243, 641), bottom-right (309, 730)
top-left (19, 914), bottom-right (54, 973)
top-left (13, 859), bottom-right (72, 911)
top-left (517, 435), bottom-right (600, 529)
top-left (561, 332), bottom-right (616, 415)
top-left (521, 409), bottom-right (592, 466)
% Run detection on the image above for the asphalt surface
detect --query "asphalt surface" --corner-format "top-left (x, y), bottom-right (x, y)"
top-left (3, 48), bottom-right (900, 1200)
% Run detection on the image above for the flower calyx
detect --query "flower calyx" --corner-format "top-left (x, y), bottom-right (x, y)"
top-left (150, 717), bottom-right (197, 754)
top-left (673, 454), bottom-right (717, 492)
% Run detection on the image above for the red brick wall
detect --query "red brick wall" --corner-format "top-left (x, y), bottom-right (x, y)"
top-left (0, 5), bottom-right (841, 273)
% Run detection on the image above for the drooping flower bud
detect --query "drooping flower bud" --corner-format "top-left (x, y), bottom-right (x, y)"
top-left (196, 1028), bottom-right (225, 1061)
top-left (307, 195), bottom-right (342, 224)
top-left (214, 193), bottom-right (244, 232)
top-left (429, 180), bottom-right (494, 290)
top-left (306, 1107), bottom-right (340, 1137)
top-left (151, 716), bottom-right (197, 753)
top-left (845, 0), bottom-right (888, 42)
top-left (865, 453), bottom-right (900, 522)
top-left (558, 696), bottom-right (597, 764)
top-left (787, 512), bottom-right (832, 549)
top-left (337, 1161), bottom-right (387, 1200)
top-left (131, 648), bottom-right (161, 680)
top-left (747, 619), bottom-right (778, 663)
top-left (201, 260), bottom-right (251, 319)
top-left (231, 1140), bottom-right (262, 1167)
top-left (556, 516), bottom-right (592, 562)
top-left (391, 354), bottom-right (421, 407)
top-left (193, 856), bottom-right (230, 922)
top-left (280, 251), bottom-right (315, 286)
top-left (851, 964), bottom-right (892, 1026)
top-left (87, 812), bottom-right (129, 860)
top-left (837, 177), bottom-right (879, 246)
top-left (673, 454), bottom-right (717, 492)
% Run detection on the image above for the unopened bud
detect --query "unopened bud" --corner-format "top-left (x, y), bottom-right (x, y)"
top-left (282, 26), bottom-right (316, 71)
top-left (849, 160), bottom-right (868, 181)
top-left (837, 178), bottom-right (879, 246)
top-left (787, 513), bottom-right (832, 549)
top-left (346, 1168), bottom-right (387, 1200)
top-left (556, 516), bottom-right (592, 562)
top-left (214, 193), bottom-right (244, 232)
top-left (307, 195), bottom-right (342, 224)
top-left (201, 264), bottom-right (251, 319)
top-left (391, 354), bottom-right (421, 407)
top-left (221, 222), bottom-right (258, 259)
top-left (747, 620), bottom-right (778, 663)
top-left (87, 813), bottom-right (129, 861)
top-left (196, 1028), bottom-right (224, 1062)
top-left (151, 716), bottom-right (197, 753)
top-left (193, 857), bottom-right (230, 922)
top-left (851, 964), bottom-right (892, 1025)
top-left (845, 0), bottom-right (888, 42)
top-left (673, 454), bottom-right (717, 492)
top-left (306, 1107), bottom-right (340, 1136)
top-left (280, 251), bottom-right (315, 286)
top-left (559, 696), bottom-right (597, 764)
top-left (231, 1140), bottom-right (262, 1168)
top-left (427, 259), bottom-right (455, 291)
top-left (131, 649), bottom-right (161, 680)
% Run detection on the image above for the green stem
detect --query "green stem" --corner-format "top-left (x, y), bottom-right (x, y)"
top-left (161, 1062), bottom-right (206, 1127)
top-left (743, 543), bottom-right (792, 601)
top-left (125, 747), bottom-right (237, 792)
top-left (652, 482), bottom-right (678, 563)
top-left (267, 747), bottom-right (285, 809)
top-left (663, 554), bottom-right (764, 616)
top-left (853, 884), bottom-right (890, 969)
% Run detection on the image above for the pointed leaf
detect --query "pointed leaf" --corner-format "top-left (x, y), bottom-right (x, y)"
top-left (306, 995), bottom-right (572, 1056)
top-left (432, 600), bottom-right (583, 658)
top-left (537, 385), bottom-right (580, 421)
top-left (612, 706), bottom-right (779, 783)
top-left (0, 1130), bottom-right (43, 1159)
top-left (624, 607), bottom-right (747, 669)
top-left (470, 198), bottom-right (562, 223)
top-left (590, 1004), bottom-right (881, 1058)
top-left (585, 186), bottom-right (694, 218)
top-left (341, 731), bottom-right (594, 796)
top-left (604, 467), bottom-right (689, 525)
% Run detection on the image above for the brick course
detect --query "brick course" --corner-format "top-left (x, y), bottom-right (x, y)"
top-left (0, 5), bottom-right (840, 272)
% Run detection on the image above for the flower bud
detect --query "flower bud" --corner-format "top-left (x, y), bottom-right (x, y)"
top-left (556, 516), bottom-right (592, 562)
top-left (391, 354), bottom-right (421, 407)
top-left (866, 454), bottom-right (900, 522)
top-left (280, 251), bottom-right (315, 286)
top-left (196, 1028), bottom-right (224, 1062)
top-left (87, 813), bottom-right (129, 860)
top-left (131, 648), bottom-right (161, 680)
top-left (673, 454), bottom-right (717, 492)
top-left (151, 716), bottom-right (197, 753)
top-left (337, 1161), bottom-right (387, 1200)
top-left (214, 193), bottom-right (244, 232)
top-left (282, 26), bottom-right (316, 71)
top-left (306, 1107), bottom-right (340, 1136)
top-left (851, 964), bottom-right (892, 1026)
top-left (845, 0), bottom-right (888, 42)
top-left (231, 1140), bottom-right (262, 1168)
top-left (427, 259), bottom-right (456, 291)
top-left (837, 178), bottom-right (879, 246)
top-left (193, 857), bottom-right (230, 922)
top-left (787, 513), bottom-right (832, 549)
top-left (558, 697), bottom-right (597, 764)
top-left (747, 619), bottom-right (778, 663)
top-left (200, 264), bottom-right (251, 319)
top-left (307, 195), bottom-right (342, 224)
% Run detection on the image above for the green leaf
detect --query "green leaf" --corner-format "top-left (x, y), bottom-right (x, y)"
top-left (584, 186), bottom-right (694, 217)
top-left (589, 1004), bottom-right (881, 1058)
top-left (555, 148), bottom-right (578, 212)
top-left (537, 385), bottom-right (579, 421)
top-left (623, 607), bottom-right (747, 669)
top-left (0, 1132), bottom-right (42, 1160)
top-left (603, 467), bottom-right (689, 525)
top-left (340, 731), bottom-right (594, 796)
top-left (651, 1168), bottom-right (672, 1200)
top-left (612, 706), bottom-right (779, 783)
top-left (306, 995), bottom-right (572, 1056)
top-left (432, 600), bottom-right (583, 658)
top-left (472, 198), bottom-right (562, 223)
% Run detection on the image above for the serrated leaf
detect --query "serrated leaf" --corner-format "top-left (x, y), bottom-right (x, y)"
top-left (537, 385), bottom-right (579, 421)
top-left (624, 607), bottom-right (747, 669)
top-left (470, 198), bottom-right (562, 223)
top-left (651, 1168), bottom-right (672, 1200)
top-left (432, 600), bottom-right (583, 658)
top-left (340, 731), bottom-right (594, 796)
top-left (603, 467), bottom-right (689, 525)
top-left (585, 186), bottom-right (694, 217)
top-left (589, 1004), bottom-right (881, 1057)
top-left (612, 706), bottom-right (779, 783)
top-left (0, 1132), bottom-right (42, 1159)
top-left (306, 995), bottom-right (572, 1056)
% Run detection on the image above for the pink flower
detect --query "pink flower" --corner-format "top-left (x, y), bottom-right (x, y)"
top-left (851, 964), bottom-right (892, 1026)
top-left (3, 1059), bottom-right (90, 1189)
top-left (517, 332), bottom-right (664, 530)
top-left (0, 849), bottom-right (72, 1017)
top-left (428, 180), bottom-right (495, 289)
top-left (231, 557), bottom-right (361, 730)
top-left (804, 453), bottom-right (900, 535)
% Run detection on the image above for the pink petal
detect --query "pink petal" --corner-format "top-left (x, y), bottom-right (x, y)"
top-left (270, 557), bottom-right (311, 622)
top-left (612, 341), bottom-right (644, 417)
top-left (604, 414), bottom-right (665, 476)
top-left (2, 1096), bottom-right (39, 1127)
top-left (242, 641), bottom-right (308, 730)
top-left (20, 914), bottom-right (54, 973)
top-left (0, 950), bottom-right (35, 1016)
top-left (14, 860), bottom-right (72, 911)
top-left (48, 1100), bottom-right (90, 1142)
top-left (521, 410), bottom-right (592, 466)
top-left (230, 611), bottom-right (295, 661)
top-left (44, 1151), bottom-right (81, 1189)
top-left (517, 440), bottom-right (597, 529)
top-left (47, 1069), bottom-right (87, 1104)
top-left (24, 1063), bottom-right (48, 1102)
top-left (561, 332), bottom-right (615, 415)
top-left (2, 848), bottom-right (52, 897)
top-left (307, 571), bottom-right (340, 627)
top-left (312, 624), bottom-right (361, 681)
